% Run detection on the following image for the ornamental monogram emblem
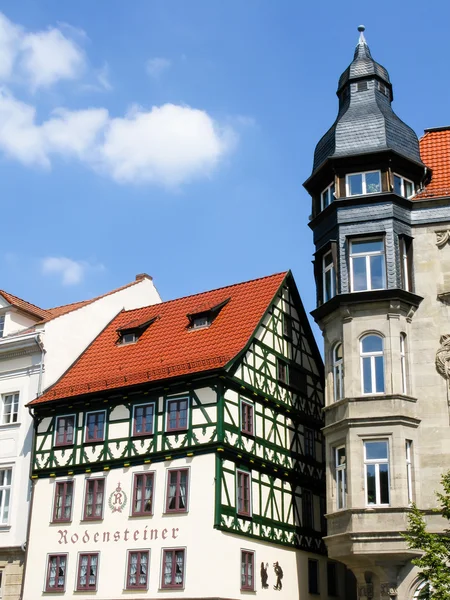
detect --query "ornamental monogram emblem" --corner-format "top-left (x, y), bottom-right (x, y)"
top-left (108, 482), bottom-right (128, 513)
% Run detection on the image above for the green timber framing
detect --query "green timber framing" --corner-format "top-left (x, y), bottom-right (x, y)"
top-left (30, 273), bottom-right (326, 554)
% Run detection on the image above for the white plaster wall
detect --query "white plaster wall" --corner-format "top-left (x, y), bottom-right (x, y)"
top-left (23, 454), bottom-right (337, 600)
top-left (42, 278), bottom-right (161, 388)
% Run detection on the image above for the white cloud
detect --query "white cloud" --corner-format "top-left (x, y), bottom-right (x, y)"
top-left (96, 62), bottom-right (112, 91)
top-left (41, 257), bottom-right (104, 286)
top-left (146, 57), bottom-right (171, 79)
top-left (20, 27), bottom-right (85, 90)
top-left (0, 13), bottom-right (21, 80)
top-left (0, 90), bottom-right (235, 187)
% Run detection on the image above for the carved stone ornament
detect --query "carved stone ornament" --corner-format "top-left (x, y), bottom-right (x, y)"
top-left (436, 230), bottom-right (450, 248)
top-left (436, 334), bottom-right (450, 381)
top-left (381, 582), bottom-right (398, 597)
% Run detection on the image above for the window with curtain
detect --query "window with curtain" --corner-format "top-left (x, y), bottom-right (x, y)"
top-left (166, 469), bottom-right (188, 513)
top-left (53, 481), bottom-right (73, 522)
top-left (166, 398), bottom-right (188, 432)
top-left (77, 553), bottom-right (98, 590)
top-left (83, 478), bottom-right (105, 520)
top-left (360, 335), bottom-right (385, 394)
top-left (240, 550), bottom-right (255, 591)
top-left (364, 440), bottom-right (390, 505)
top-left (240, 400), bottom-right (254, 436)
top-left (162, 549), bottom-right (185, 588)
top-left (132, 473), bottom-right (154, 516)
top-left (133, 403), bottom-right (154, 436)
top-left (237, 470), bottom-right (251, 517)
top-left (333, 343), bottom-right (344, 402)
top-left (85, 411), bottom-right (106, 443)
top-left (45, 555), bottom-right (67, 591)
top-left (54, 415), bottom-right (75, 447)
top-left (126, 551), bottom-right (148, 589)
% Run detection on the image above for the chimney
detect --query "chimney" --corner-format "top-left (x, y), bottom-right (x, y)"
top-left (135, 273), bottom-right (152, 281)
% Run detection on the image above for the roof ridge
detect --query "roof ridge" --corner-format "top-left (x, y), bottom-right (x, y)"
top-left (0, 290), bottom-right (48, 312)
top-left (45, 279), bottom-right (141, 312)
top-left (120, 271), bottom-right (289, 316)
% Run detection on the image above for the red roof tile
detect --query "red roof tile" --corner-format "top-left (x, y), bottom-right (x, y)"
top-left (415, 127), bottom-right (450, 199)
top-left (31, 272), bottom-right (288, 405)
top-left (0, 291), bottom-right (52, 320)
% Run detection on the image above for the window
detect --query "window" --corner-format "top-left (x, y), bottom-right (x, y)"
top-left (406, 440), bottom-right (413, 505)
top-left (83, 478), bottom-right (105, 520)
top-left (77, 553), bottom-right (99, 591)
top-left (378, 81), bottom-right (390, 98)
top-left (323, 251), bottom-right (336, 302)
top-left (308, 559), bottom-right (319, 594)
top-left (400, 334), bottom-right (407, 394)
top-left (0, 468), bottom-right (11, 524)
top-left (53, 481), bottom-right (74, 523)
top-left (85, 411), bottom-right (106, 443)
top-left (240, 400), bottom-right (254, 436)
top-left (304, 428), bottom-right (315, 458)
top-left (346, 171), bottom-right (381, 196)
top-left (120, 332), bottom-right (137, 345)
top-left (289, 366), bottom-right (307, 393)
top-left (162, 549), bottom-right (185, 589)
top-left (393, 174), bottom-right (414, 198)
top-left (45, 554), bottom-right (67, 592)
top-left (240, 550), bottom-right (255, 591)
top-left (327, 562), bottom-right (337, 596)
top-left (333, 343), bottom-right (344, 402)
top-left (400, 236), bottom-right (413, 292)
top-left (0, 315), bottom-right (4, 338)
top-left (132, 473), bottom-right (154, 516)
top-left (321, 182), bottom-right (335, 210)
top-left (1, 393), bottom-right (19, 425)
top-left (133, 403), bottom-right (154, 436)
top-left (237, 470), bottom-right (251, 517)
top-left (364, 440), bottom-right (390, 505)
top-left (166, 398), bottom-right (188, 432)
top-left (357, 80), bottom-right (368, 92)
top-left (126, 551), bottom-right (149, 589)
top-left (166, 469), bottom-right (188, 513)
top-left (319, 496), bottom-right (327, 534)
top-left (54, 415), bottom-right (75, 447)
top-left (283, 314), bottom-right (293, 339)
top-left (302, 489), bottom-right (314, 529)
top-left (192, 315), bottom-right (210, 329)
top-left (350, 238), bottom-right (386, 291)
top-left (335, 447), bottom-right (346, 510)
top-left (360, 335), bottom-right (385, 394)
top-left (277, 360), bottom-right (288, 384)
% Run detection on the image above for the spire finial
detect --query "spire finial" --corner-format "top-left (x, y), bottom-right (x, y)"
top-left (357, 24), bottom-right (366, 44)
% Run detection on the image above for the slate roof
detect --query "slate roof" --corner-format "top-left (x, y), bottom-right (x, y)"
top-left (30, 272), bottom-right (288, 405)
top-left (312, 28), bottom-right (423, 173)
top-left (414, 127), bottom-right (450, 199)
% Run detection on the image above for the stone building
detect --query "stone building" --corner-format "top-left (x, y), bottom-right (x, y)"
top-left (22, 272), bottom-right (348, 600)
top-left (304, 26), bottom-right (450, 600)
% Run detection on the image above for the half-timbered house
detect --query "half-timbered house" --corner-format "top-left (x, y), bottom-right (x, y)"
top-left (23, 271), bottom-right (347, 599)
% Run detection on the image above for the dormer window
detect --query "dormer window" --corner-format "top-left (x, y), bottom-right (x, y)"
top-left (187, 298), bottom-right (230, 331)
top-left (116, 315), bottom-right (158, 346)
top-left (393, 174), bottom-right (414, 199)
top-left (192, 315), bottom-right (210, 329)
top-left (321, 182), bottom-right (335, 210)
top-left (346, 171), bottom-right (381, 196)
top-left (120, 332), bottom-right (138, 345)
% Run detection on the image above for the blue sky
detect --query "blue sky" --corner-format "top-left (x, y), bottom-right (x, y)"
top-left (0, 1), bottom-right (449, 343)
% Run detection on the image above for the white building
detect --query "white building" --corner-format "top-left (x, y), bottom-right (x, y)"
top-left (0, 275), bottom-right (161, 599)
top-left (23, 271), bottom-right (350, 600)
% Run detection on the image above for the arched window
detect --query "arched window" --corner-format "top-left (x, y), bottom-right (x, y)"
top-left (413, 580), bottom-right (430, 599)
top-left (333, 343), bottom-right (343, 402)
top-left (360, 335), bottom-right (385, 394)
top-left (400, 333), bottom-right (407, 394)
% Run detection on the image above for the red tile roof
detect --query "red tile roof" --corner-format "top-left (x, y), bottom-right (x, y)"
top-left (415, 127), bottom-right (450, 199)
top-left (31, 272), bottom-right (288, 405)
top-left (0, 291), bottom-right (53, 321)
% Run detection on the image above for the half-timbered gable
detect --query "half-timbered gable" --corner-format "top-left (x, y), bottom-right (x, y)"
top-left (24, 272), bottom-right (345, 600)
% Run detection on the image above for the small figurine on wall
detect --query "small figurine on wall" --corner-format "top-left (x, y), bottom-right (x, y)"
top-left (260, 563), bottom-right (269, 589)
top-left (273, 562), bottom-right (283, 590)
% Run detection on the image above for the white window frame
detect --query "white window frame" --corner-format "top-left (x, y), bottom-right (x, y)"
top-left (0, 466), bottom-right (12, 525)
top-left (346, 170), bottom-right (381, 197)
top-left (333, 343), bottom-right (343, 402)
top-left (322, 251), bottom-right (335, 302)
top-left (360, 334), bottom-right (385, 395)
top-left (350, 237), bottom-right (386, 292)
top-left (364, 439), bottom-right (390, 506)
top-left (393, 173), bottom-right (415, 199)
top-left (1, 393), bottom-right (19, 425)
top-left (401, 238), bottom-right (410, 291)
top-left (335, 446), bottom-right (346, 510)
top-left (406, 440), bottom-right (413, 505)
top-left (0, 315), bottom-right (5, 338)
top-left (320, 182), bottom-right (335, 210)
top-left (400, 333), bottom-right (407, 395)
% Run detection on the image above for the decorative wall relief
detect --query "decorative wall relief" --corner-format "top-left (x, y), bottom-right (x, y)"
top-left (273, 562), bottom-right (283, 590)
top-left (436, 230), bottom-right (450, 248)
top-left (436, 335), bottom-right (450, 421)
top-left (108, 482), bottom-right (128, 513)
top-left (260, 563), bottom-right (269, 589)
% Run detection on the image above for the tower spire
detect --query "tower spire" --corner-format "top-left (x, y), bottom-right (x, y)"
top-left (354, 24), bottom-right (372, 59)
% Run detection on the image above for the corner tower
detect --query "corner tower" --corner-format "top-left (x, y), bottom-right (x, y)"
top-left (304, 27), bottom-right (450, 600)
